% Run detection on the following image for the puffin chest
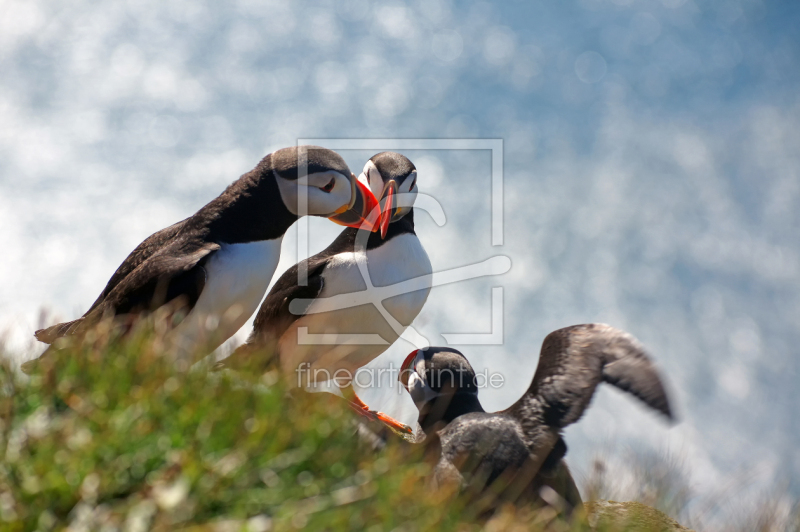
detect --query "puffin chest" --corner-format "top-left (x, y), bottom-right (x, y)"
top-left (198, 238), bottom-right (282, 320)
top-left (366, 234), bottom-right (431, 322)
top-left (168, 238), bottom-right (283, 354)
top-left (318, 233), bottom-right (431, 326)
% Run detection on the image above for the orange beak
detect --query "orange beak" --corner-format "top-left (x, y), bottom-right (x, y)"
top-left (399, 349), bottom-right (419, 391)
top-left (329, 177), bottom-right (382, 232)
top-left (379, 180), bottom-right (397, 239)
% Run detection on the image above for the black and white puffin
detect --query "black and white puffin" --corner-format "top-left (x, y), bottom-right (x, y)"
top-left (25, 146), bottom-right (381, 371)
top-left (399, 323), bottom-right (674, 513)
top-left (216, 152), bottom-right (431, 433)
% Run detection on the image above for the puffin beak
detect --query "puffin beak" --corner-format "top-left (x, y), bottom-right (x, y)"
top-left (399, 349), bottom-right (418, 391)
top-left (379, 180), bottom-right (398, 239)
top-left (328, 176), bottom-right (382, 232)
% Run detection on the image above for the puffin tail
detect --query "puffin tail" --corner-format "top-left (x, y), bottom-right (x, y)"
top-left (34, 319), bottom-right (82, 344)
top-left (20, 344), bottom-right (57, 374)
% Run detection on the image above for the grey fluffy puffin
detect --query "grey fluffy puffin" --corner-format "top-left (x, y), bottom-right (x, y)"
top-left (25, 146), bottom-right (381, 371)
top-left (216, 152), bottom-right (430, 434)
top-left (398, 324), bottom-right (674, 514)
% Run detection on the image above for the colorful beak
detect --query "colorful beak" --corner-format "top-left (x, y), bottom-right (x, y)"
top-left (379, 180), bottom-right (398, 239)
top-left (329, 177), bottom-right (382, 232)
top-left (399, 349), bottom-right (419, 391)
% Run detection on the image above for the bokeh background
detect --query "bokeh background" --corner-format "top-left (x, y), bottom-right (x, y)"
top-left (1, 0), bottom-right (798, 528)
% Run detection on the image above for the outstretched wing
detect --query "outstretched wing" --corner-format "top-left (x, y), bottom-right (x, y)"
top-left (599, 332), bottom-right (673, 419)
top-left (505, 324), bottom-right (673, 431)
top-left (34, 219), bottom-right (188, 344)
top-left (214, 257), bottom-right (328, 372)
top-left (35, 240), bottom-right (218, 343)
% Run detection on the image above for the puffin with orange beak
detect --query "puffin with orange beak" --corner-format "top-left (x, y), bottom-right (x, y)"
top-left (398, 324), bottom-right (674, 513)
top-left (217, 152), bottom-right (430, 434)
top-left (25, 146), bottom-right (380, 370)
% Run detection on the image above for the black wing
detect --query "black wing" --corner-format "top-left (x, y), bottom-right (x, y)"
top-left (34, 219), bottom-right (188, 344)
top-left (35, 240), bottom-right (217, 343)
top-left (505, 324), bottom-right (673, 432)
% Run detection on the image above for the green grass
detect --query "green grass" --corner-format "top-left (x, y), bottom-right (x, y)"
top-left (0, 321), bottom-right (749, 531)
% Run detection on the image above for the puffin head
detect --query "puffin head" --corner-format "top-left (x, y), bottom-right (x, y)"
top-left (358, 152), bottom-right (418, 239)
top-left (399, 347), bottom-right (480, 432)
top-left (272, 145), bottom-right (381, 232)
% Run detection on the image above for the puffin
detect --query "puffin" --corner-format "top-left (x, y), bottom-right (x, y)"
top-left (216, 152), bottom-right (431, 434)
top-left (399, 323), bottom-right (674, 514)
top-left (25, 146), bottom-right (381, 371)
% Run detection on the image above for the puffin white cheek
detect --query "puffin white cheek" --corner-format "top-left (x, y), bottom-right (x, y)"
top-left (276, 174), bottom-right (354, 216)
top-left (363, 163), bottom-right (384, 199)
top-left (392, 187), bottom-right (417, 220)
top-left (334, 174), bottom-right (353, 207)
top-left (407, 373), bottom-right (432, 408)
top-left (405, 187), bottom-right (419, 206)
top-left (306, 189), bottom-right (335, 216)
top-left (275, 177), bottom-right (300, 215)
top-left (305, 180), bottom-right (354, 216)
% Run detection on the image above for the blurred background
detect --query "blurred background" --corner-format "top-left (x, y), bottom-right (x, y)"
top-left (1, 0), bottom-right (798, 528)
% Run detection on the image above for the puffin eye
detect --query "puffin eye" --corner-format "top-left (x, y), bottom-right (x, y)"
top-left (409, 177), bottom-right (416, 190)
top-left (321, 177), bottom-right (335, 193)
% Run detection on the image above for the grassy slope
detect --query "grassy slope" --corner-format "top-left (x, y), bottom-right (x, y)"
top-left (0, 327), bottom-right (711, 531)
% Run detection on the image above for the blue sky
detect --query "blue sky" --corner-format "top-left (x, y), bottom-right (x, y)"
top-left (1, 0), bottom-right (798, 527)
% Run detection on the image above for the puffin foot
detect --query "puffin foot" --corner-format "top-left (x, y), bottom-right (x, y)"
top-left (346, 395), bottom-right (413, 435)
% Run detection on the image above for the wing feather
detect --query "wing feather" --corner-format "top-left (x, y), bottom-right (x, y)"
top-left (34, 240), bottom-right (217, 343)
top-left (505, 324), bottom-right (673, 431)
